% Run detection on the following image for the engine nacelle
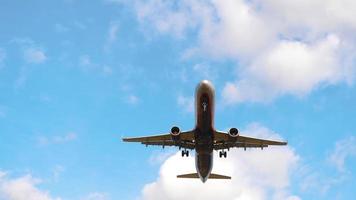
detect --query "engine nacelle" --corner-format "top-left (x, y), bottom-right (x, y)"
top-left (170, 126), bottom-right (181, 140)
top-left (228, 128), bottom-right (239, 137)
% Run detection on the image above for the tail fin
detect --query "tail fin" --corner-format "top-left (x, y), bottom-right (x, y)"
top-left (177, 173), bottom-right (231, 179)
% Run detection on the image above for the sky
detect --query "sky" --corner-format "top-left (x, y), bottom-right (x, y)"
top-left (0, 0), bottom-right (356, 199)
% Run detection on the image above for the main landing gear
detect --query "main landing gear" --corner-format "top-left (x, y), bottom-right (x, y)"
top-left (181, 150), bottom-right (189, 157)
top-left (219, 150), bottom-right (227, 158)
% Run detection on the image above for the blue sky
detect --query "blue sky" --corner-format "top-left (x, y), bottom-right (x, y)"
top-left (0, 0), bottom-right (356, 199)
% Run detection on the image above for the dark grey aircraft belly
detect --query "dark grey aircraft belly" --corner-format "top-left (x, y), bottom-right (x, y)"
top-left (194, 80), bottom-right (215, 182)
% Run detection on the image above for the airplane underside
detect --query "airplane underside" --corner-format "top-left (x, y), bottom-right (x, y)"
top-left (122, 80), bottom-right (287, 183)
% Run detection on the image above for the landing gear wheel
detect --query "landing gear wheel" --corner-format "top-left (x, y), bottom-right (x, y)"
top-left (181, 150), bottom-right (189, 157)
top-left (219, 151), bottom-right (227, 158)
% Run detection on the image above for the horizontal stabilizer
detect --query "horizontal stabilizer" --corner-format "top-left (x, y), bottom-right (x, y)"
top-left (177, 173), bottom-right (231, 179)
top-left (177, 173), bottom-right (199, 178)
top-left (209, 173), bottom-right (231, 179)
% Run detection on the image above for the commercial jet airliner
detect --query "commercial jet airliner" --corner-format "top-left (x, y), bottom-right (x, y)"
top-left (123, 80), bottom-right (287, 182)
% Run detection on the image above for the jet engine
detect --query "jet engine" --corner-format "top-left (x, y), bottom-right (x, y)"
top-left (170, 126), bottom-right (181, 141)
top-left (228, 128), bottom-right (239, 137)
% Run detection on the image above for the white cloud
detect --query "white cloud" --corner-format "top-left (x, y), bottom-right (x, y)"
top-left (38, 132), bottom-right (77, 146)
top-left (328, 136), bottom-right (356, 172)
top-left (132, 0), bottom-right (356, 103)
top-left (24, 48), bottom-right (47, 64)
top-left (141, 123), bottom-right (299, 200)
top-left (0, 171), bottom-right (61, 200)
top-left (222, 35), bottom-right (346, 103)
top-left (177, 95), bottom-right (194, 113)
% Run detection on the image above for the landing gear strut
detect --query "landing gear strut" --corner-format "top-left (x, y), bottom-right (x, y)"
top-left (181, 150), bottom-right (189, 157)
top-left (219, 150), bottom-right (227, 158)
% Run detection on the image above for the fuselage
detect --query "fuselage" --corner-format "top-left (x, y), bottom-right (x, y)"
top-left (194, 80), bottom-right (215, 182)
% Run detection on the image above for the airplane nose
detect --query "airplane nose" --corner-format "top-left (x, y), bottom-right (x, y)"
top-left (200, 80), bottom-right (212, 87)
top-left (196, 80), bottom-right (214, 93)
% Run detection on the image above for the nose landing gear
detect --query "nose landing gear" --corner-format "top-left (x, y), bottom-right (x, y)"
top-left (181, 150), bottom-right (189, 157)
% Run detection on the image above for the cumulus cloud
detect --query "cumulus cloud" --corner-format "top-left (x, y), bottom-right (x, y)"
top-left (0, 171), bottom-right (60, 200)
top-left (222, 35), bottom-right (346, 103)
top-left (141, 123), bottom-right (299, 200)
top-left (131, 0), bottom-right (356, 103)
top-left (24, 48), bottom-right (47, 64)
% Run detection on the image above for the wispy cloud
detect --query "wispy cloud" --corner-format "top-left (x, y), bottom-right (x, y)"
top-left (10, 38), bottom-right (48, 87)
top-left (125, 94), bottom-right (139, 105)
top-left (79, 54), bottom-right (92, 67)
top-left (104, 21), bottom-right (119, 51)
top-left (54, 23), bottom-right (70, 33)
top-left (37, 132), bottom-right (77, 146)
top-left (81, 192), bottom-right (109, 200)
top-left (108, 22), bottom-right (119, 44)
top-left (0, 105), bottom-right (7, 118)
top-left (328, 136), bottom-right (356, 172)
top-left (24, 48), bottom-right (47, 64)
top-left (52, 165), bottom-right (65, 182)
top-left (177, 95), bottom-right (194, 113)
top-left (78, 54), bottom-right (113, 75)
top-left (11, 38), bottom-right (47, 64)
top-left (298, 136), bottom-right (356, 195)
top-left (0, 48), bottom-right (6, 68)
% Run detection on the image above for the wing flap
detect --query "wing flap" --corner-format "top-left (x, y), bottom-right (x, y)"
top-left (214, 130), bottom-right (287, 150)
top-left (123, 130), bottom-right (194, 142)
top-left (142, 141), bottom-right (195, 150)
top-left (214, 142), bottom-right (268, 150)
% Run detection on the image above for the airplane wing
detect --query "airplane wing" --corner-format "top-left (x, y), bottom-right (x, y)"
top-left (214, 130), bottom-right (287, 150)
top-left (122, 130), bottom-right (195, 150)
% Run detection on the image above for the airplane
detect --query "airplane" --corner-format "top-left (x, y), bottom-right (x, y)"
top-left (122, 80), bottom-right (287, 183)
